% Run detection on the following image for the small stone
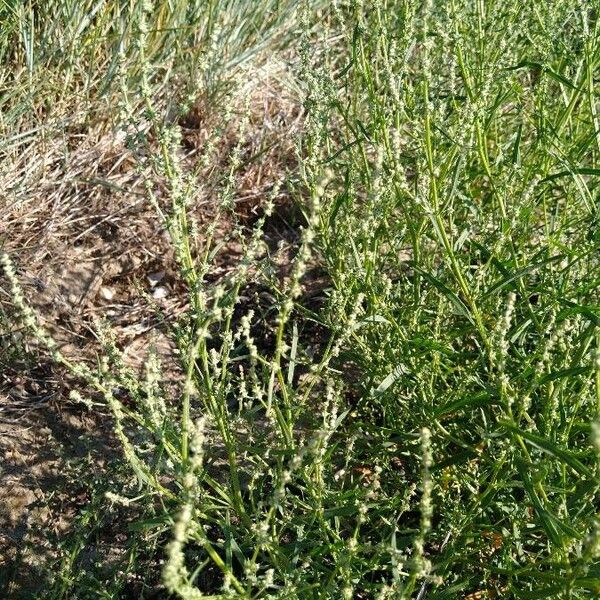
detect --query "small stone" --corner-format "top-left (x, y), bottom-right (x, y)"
top-left (100, 286), bottom-right (114, 300)
top-left (153, 286), bottom-right (168, 299)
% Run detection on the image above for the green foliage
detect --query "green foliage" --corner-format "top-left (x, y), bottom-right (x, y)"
top-left (2, 0), bottom-right (600, 598)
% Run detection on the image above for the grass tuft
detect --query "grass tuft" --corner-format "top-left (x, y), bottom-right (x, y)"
top-left (1, 0), bottom-right (599, 598)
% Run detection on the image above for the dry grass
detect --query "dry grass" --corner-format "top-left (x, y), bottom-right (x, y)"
top-left (0, 58), bottom-right (306, 596)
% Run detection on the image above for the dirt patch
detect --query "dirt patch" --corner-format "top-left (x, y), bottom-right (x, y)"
top-left (0, 373), bottom-right (118, 597)
top-left (0, 61), bottom-right (310, 596)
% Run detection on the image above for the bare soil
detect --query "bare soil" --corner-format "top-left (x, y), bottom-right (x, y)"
top-left (0, 65), bottom-right (308, 596)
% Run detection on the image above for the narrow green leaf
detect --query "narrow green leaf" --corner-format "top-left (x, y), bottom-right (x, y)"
top-left (543, 167), bottom-right (600, 182)
top-left (435, 392), bottom-right (498, 416)
top-left (414, 267), bottom-right (475, 325)
top-left (539, 365), bottom-right (591, 384)
top-left (514, 458), bottom-right (563, 547)
top-left (505, 422), bottom-right (595, 479)
top-left (486, 255), bottom-right (562, 295)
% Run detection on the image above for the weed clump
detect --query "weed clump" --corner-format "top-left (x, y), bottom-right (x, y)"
top-left (2, 0), bottom-right (600, 598)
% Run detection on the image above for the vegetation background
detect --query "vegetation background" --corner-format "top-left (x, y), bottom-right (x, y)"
top-left (1, 0), bottom-right (599, 598)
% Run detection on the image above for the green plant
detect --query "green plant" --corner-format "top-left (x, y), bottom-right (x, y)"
top-left (2, 0), bottom-right (600, 598)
